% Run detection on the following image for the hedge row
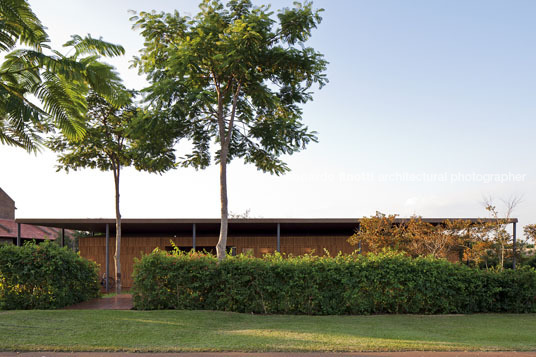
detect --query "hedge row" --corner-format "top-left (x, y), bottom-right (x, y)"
top-left (132, 250), bottom-right (536, 314)
top-left (0, 242), bottom-right (100, 310)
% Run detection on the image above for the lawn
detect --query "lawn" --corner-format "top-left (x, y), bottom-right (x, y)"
top-left (0, 310), bottom-right (535, 352)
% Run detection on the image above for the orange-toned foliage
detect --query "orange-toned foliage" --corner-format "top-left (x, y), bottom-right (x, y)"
top-left (524, 224), bottom-right (536, 242)
top-left (348, 212), bottom-right (493, 261)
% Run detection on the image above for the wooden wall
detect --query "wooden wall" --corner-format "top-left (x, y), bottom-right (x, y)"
top-left (79, 234), bottom-right (359, 288)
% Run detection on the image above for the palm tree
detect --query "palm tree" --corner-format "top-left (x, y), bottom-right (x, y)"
top-left (0, 0), bottom-right (125, 152)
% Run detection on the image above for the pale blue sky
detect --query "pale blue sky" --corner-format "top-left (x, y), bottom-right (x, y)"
top-left (2, 0), bottom-right (534, 235)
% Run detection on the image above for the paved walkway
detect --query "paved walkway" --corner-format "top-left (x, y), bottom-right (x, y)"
top-left (64, 294), bottom-right (133, 310)
top-left (1, 352), bottom-right (536, 357)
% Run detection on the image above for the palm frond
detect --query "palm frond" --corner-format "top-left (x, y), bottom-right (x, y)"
top-left (0, 0), bottom-right (48, 51)
top-left (63, 34), bottom-right (125, 59)
top-left (0, 81), bottom-right (47, 151)
top-left (0, 3), bottom-right (127, 152)
top-left (35, 71), bottom-right (86, 140)
top-left (82, 59), bottom-right (126, 105)
top-left (2, 49), bottom-right (87, 81)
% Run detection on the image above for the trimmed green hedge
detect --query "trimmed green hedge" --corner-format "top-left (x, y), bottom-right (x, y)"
top-left (0, 242), bottom-right (100, 310)
top-left (132, 250), bottom-right (536, 314)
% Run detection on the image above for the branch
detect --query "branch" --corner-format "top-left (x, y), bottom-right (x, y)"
top-left (224, 80), bottom-right (241, 148)
top-left (0, 81), bottom-right (45, 115)
top-left (0, 64), bottom-right (40, 76)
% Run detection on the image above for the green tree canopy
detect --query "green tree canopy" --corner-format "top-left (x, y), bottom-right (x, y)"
top-left (132, 0), bottom-right (328, 259)
top-left (49, 91), bottom-right (176, 175)
top-left (48, 89), bottom-right (176, 292)
top-left (0, 0), bottom-right (125, 152)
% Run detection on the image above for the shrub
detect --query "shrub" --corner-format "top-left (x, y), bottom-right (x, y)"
top-left (132, 249), bottom-right (536, 314)
top-left (0, 242), bottom-right (100, 310)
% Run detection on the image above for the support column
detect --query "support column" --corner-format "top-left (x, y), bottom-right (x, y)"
top-left (276, 223), bottom-right (281, 253)
top-left (192, 223), bottom-right (196, 251)
top-left (61, 228), bottom-right (65, 247)
top-left (16, 223), bottom-right (21, 246)
top-left (105, 223), bottom-right (110, 292)
top-left (513, 222), bottom-right (517, 270)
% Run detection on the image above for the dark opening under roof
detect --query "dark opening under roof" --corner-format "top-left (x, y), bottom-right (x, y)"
top-left (15, 217), bottom-right (518, 236)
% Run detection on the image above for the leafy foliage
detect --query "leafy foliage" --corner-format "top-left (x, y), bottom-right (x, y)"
top-left (47, 91), bottom-right (175, 175)
top-left (0, 0), bottom-right (125, 152)
top-left (132, 249), bottom-right (536, 314)
top-left (132, 0), bottom-right (326, 173)
top-left (48, 89), bottom-right (176, 293)
top-left (525, 224), bottom-right (536, 242)
top-left (0, 242), bottom-right (100, 310)
top-left (482, 196), bottom-right (520, 268)
top-left (132, 0), bottom-right (327, 259)
top-left (348, 212), bottom-right (523, 267)
top-left (0, 0), bottom-right (47, 52)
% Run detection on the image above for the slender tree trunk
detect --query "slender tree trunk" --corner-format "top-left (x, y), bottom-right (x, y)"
top-left (500, 244), bottom-right (504, 269)
top-left (113, 167), bottom-right (122, 293)
top-left (216, 151), bottom-right (228, 261)
top-left (214, 80), bottom-right (239, 261)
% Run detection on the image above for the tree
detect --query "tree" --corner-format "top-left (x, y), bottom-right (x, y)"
top-left (525, 224), bottom-right (536, 242)
top-left (132, 0), bottom-right (327, 260)
top-left (348, 212), bottom-right (492, 261)
top-left (348, 213), bottom-right (403, 254)
top-left (0, 0), bottom-right (125, 152)
top-left (229, 208), bottom-right (258, 218)
top-left (48, 91), bottom-right (176, 293)
top-left (482, 195), bottom-right (521, 268)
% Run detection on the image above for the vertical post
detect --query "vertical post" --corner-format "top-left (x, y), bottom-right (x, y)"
top-left (357, 222), bottom-right (362, 254)
top-left (16, 223), bottom-right (21, 246)
top-left (512, 221), bottom-right (517, 270)
top-left (276, 223), bottom-right (281, 253)
top-left (61, 228), bottom-right (65, 247)
top-left (105, 223), bottom-right (110, 292)
top-left (192, 223), bottom-right (196, 251)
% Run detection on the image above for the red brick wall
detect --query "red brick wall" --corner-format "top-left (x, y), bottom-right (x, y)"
top-left (0, 189), bottom-right (15, 220)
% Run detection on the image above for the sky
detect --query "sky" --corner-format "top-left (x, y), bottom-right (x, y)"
top-left (1, 0), bottom-right (535, 235)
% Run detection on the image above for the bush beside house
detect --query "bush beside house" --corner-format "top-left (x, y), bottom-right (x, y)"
top-left (0, 242), bottom-right (100, 309)
top-left (132, 249), bottom-right (536, 314)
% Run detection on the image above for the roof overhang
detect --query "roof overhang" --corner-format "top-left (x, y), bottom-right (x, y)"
top-left (15, 217), bottom-right (518, 236)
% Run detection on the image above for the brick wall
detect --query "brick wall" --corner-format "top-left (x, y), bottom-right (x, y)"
top-left (0, 189), bottom-right (15, 220)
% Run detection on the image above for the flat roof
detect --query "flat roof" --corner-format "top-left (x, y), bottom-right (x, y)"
top-left (15, 217), bottom-right (518, 235)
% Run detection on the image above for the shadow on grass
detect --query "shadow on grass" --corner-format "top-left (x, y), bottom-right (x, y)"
top-left (0, 310), bottom-right (535, 352)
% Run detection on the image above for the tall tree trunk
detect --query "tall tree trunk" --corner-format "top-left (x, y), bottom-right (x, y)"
top-left (500, 244), bottom-right (504, 269)
top-left (215, 81), bottom-right (239, 261)
top-left (216, 151), bottom-right (228, 261)
top-left (113, 167), bottom-right (122, 293)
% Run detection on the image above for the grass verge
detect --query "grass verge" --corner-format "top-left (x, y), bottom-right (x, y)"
top-left (0, 310), bottom-right (535, 352)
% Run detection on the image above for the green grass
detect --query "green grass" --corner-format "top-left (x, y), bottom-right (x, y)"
top-left (99, 292), bottom-right (120, 298)
top-left (0, 310), bottom-right (535, 352)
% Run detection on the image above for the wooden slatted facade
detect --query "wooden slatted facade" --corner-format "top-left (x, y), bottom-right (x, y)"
top-left (79, 233), bottom-right (358, 288)
top-left (17, 217), bottom-right (518, 289)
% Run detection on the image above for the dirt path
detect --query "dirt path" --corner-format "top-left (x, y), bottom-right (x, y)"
top-left (63, 294), bottom-right (133, 310)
